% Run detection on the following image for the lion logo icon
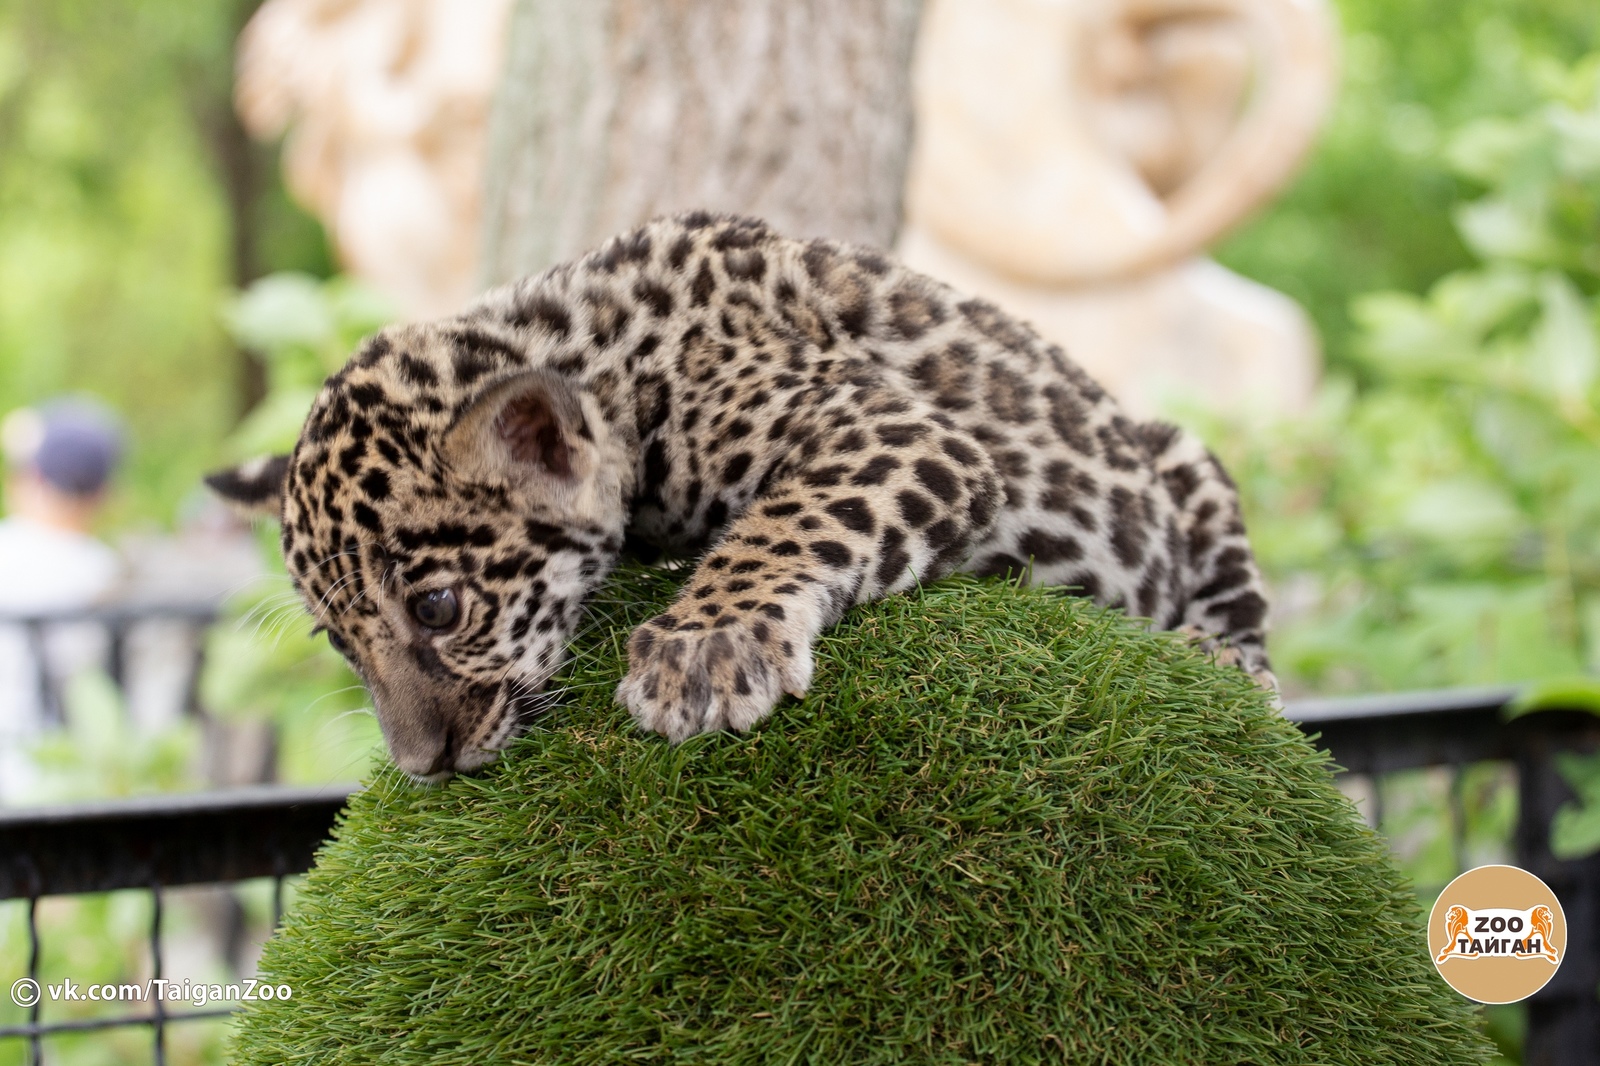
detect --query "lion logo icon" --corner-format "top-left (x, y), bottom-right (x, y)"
top-left (1435, 906), bottom-right (1470, 964)
top-left (1429, 865), bottom-right (1566, 1004)
top-left (1529, 906), bottom-right (1559, 963)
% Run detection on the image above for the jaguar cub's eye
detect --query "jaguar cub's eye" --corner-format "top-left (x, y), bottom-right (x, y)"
top-left (409, 588), bottom-right (460, 631)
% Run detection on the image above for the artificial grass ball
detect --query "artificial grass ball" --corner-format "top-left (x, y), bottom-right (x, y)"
top-left (231, 568), bottom-right (1491, 1065)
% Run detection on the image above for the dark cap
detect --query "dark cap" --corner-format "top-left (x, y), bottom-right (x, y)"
top-left (25, 399), bottom-right (124, 497)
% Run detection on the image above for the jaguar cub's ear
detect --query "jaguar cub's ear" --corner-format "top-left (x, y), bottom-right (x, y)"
top-left (446, 371), bottom-right (589, 486)
top-left (204, 454), bottom-right (291, 520)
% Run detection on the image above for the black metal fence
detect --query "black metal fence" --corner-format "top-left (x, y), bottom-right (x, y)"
top-left (1, 689), bottom-right (1597, 1065)
top-left (0, 786), bottom-right (352, 1065)
top-left (1292, 687), bottom-right (1600, 1066)
top-left (1, 604), bottom-right (219, 731)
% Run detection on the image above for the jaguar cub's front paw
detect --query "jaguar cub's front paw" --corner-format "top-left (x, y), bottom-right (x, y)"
top-left (615, 612), bottom-right (813, 743)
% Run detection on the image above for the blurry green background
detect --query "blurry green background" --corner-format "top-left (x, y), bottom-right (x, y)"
top-left (0, 0), bottom-right (331, 531)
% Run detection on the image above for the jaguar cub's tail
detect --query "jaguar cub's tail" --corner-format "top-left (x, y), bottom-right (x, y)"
top-left (1146, 424), bottom-right (1275, 690)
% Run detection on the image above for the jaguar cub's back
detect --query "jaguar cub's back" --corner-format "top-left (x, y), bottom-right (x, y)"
top-left (209, 212), bottom-right (1271, 775)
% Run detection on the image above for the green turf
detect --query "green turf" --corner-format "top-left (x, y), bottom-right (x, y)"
top-left (230, 567), bottom-right (1491, 1065)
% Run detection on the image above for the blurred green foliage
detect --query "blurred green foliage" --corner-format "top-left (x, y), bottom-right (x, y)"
top-left (1214, 48), bottom-right (1600, 697)
top-left (1217, 0), bottom-right (1600, 375)
top-left (27, 671), bottom-right (201, 801)
top-left (0, 269), bottom-right (385, 1058)
top-left (220, 272), bottom-right (392, 459)
top-left (0, 0), bottom-right (329, 532)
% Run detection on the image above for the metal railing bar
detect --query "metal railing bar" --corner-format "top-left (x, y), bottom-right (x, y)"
top-left (2, 602), bottom-right (220, 757)
top-left (150, 884), bottom-right (166, 1066)
top-left (26, 895), bottom-right (40, 1066)
top-left (1284, 688), bottom-right (1519, 776)
top-left (21, 622), bottom-right (60, 730)
top-left (1447, 765), bottom-right (1467, 875)
top-left (0, 1007), bottom-right (238, 1040)
top-left (0, 604), bottom-right (219, 627)
top-left (1283, 685), bottom-right (1523, 724)
top-left (0, 785), bottom-right (358, 900)
top-left (0, 784), bottom-right (355, 828)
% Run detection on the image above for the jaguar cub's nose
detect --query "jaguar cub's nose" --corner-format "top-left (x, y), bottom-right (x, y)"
top-left (389, 725), bottom-right (455, 782)
top-left (384, 710), bottom-right (499, 782)
top-left (369, 689), bottom-right (455, 781)
top-left (418, 745), bottom-right (455, 781)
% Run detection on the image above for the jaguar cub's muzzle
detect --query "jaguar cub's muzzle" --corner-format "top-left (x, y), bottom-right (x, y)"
top-left (366, 658), bottom-right (509, 781)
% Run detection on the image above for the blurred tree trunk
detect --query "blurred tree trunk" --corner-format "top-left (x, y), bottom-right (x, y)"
top-left (182, 0), bottom-right (274, 419)
top-left (478, 0), bottom-right (923, 285)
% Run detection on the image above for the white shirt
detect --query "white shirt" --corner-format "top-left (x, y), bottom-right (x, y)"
top-left (0, 517), bottom-right (122, 803)
top-left (0, 516), bottom-right (121, 614)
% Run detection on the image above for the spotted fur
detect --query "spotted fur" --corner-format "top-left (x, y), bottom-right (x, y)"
top-left (208, 213), bottom-right (1273, 778)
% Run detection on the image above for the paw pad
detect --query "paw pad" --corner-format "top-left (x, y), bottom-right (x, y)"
top-left (616, 613), bottom-right (812, 742)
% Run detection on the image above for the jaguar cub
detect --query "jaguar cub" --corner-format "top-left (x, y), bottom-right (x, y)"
top-left (210, 212), bottom-right (1272, 780)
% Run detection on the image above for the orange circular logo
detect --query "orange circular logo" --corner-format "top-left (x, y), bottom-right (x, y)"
top-left (1428, 864), bottom-right (1565, 1003)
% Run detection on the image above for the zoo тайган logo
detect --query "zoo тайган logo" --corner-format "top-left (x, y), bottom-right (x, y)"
top-left (1429, 864), bottom-right (1566, 1003)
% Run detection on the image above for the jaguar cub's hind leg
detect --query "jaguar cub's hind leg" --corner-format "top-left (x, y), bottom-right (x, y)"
top-left (617, 393), bottom-right (1003, 741)
top-left (1150, 428), bottom-right (1276, 691)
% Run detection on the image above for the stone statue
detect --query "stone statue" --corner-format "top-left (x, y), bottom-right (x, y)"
top-left (235, 0), bottom-right (512, 318)
top-left (899, 0), bottom-right (1337, 416)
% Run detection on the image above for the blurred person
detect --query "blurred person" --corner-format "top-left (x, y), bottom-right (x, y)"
top-left (0, 400), bottom-right (124, 609)
top-left (0, 399), bottom-right (126, 803)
